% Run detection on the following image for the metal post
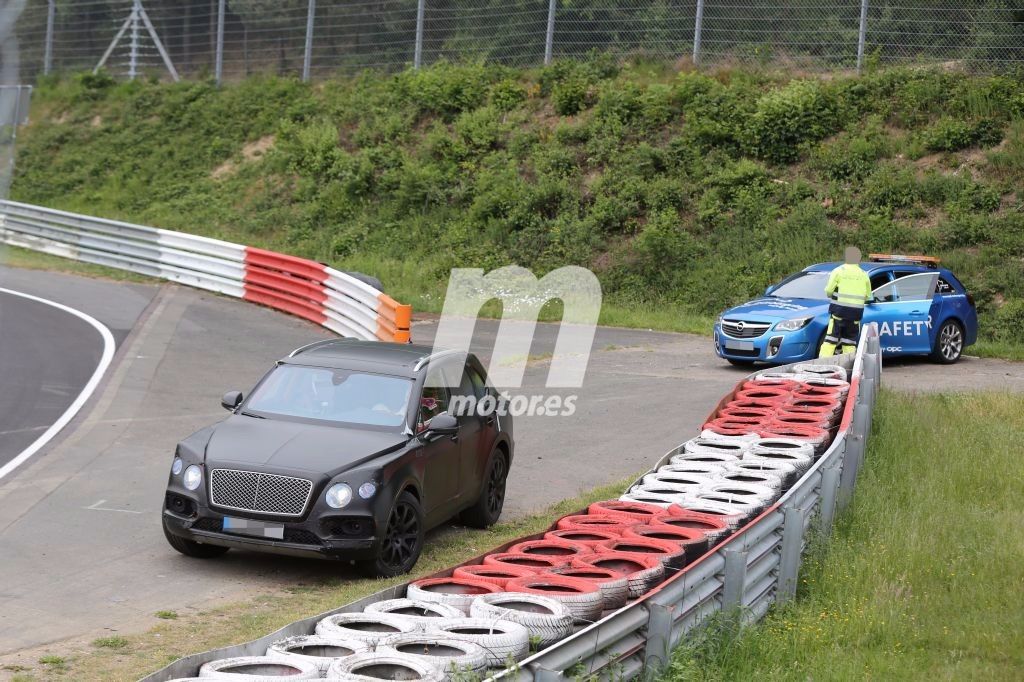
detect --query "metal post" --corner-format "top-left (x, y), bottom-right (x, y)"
top-left (43, 0), bottom-right (55, 76)
top-left (413, 0), bottom-right (425, 69)
top-left (692, 0), bottom-right (705, 66)
top-left (721, 548), bottom-right (747, 612)
top-left (818, 466), bottom-right (842, 538)
top-left (128, 0), bottom-right (140, 81)
top-left (302, 0), bottom-right (315, 82)
top-left (643, 602), bottom-right (674, 673)
top-left (544, 0), bottom-right (556, 65)
top-left (856, 0), bottom-right (869, 73)
top-left (776, 506), bottom-right (805, 604)
top-left (215, 0), bottom-right (226, 85)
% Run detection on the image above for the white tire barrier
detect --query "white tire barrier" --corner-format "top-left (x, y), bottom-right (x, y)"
top-left (314, 613), bottom-right (420, 643)
top-left (619, 491), bottom-right (685, 508)
top-left (699, 429), bottom-right (760, 443)
top-left (682, 438), bottom-right (749, 457)
top-left (728, 459), bottom-right (799, 486)
top-left (198, 655), bottom-right (319, 680)
top-left (364, 598), bottom-right (464, 622)
top-left (380, 633), bottom-right (489, 675)
top-left (642, 471), bottom-right (716, 490)
top-left (470, 593), bottom-right (574, 648)
top-left (265, 635), bottom-right (368, 676)
top-left (690, 490), bottom-right (766, 516)
top-left (792, 363), bottom-right (848, 381)
top-left (325, 652), bottom-right (446, 682)
top-left (428, 617), bottom-right (531, 668)
top-left (701, 481), bottom-right (779, 504)
top-left (505, 575), bottom-right (604, 623)
top-left (658, 461), bottom-right (728, 476)
top-left (722, 463), bottom-right (788, 489)
top-left (748, 438), bottom-right (815, 468)
top-left (670, 451), bottom-right (741, 468)
top-left (406, 578), bottom-right (502, 615)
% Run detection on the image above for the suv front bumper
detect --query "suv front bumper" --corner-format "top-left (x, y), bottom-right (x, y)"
top-left (714, 324), bottom-right (818, 363)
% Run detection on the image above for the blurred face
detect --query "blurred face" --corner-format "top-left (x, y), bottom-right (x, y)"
top-left (844, 246), bottom-right (861, 264)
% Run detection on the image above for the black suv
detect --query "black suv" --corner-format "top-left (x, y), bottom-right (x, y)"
top-left (162, 340), bottom-right (513, 576)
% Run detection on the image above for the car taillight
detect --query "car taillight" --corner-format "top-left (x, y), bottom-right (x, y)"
top-left (966, 293), bottom-right (975, 308)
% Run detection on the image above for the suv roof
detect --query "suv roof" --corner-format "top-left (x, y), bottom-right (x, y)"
top-left (281, 339), bottom-right (459, 376)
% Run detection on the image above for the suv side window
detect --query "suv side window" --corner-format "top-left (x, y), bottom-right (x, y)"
top-left (869, 271), bottom-right (892, 295)
top-left (936, 277), bottom-right (955, 295)
top-left (418, 367), bottom-right (450, 432)
top-left (873, 273), bottom-right (938, 303)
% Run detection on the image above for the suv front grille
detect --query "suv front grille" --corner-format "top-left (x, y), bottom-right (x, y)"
top-left (721, 319), bottom-right (771, 339)
top-left (209, 469), bottom-right (313, 517)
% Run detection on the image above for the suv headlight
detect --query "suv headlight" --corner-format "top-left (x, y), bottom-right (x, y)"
top-left (326, 483), bottom-right (353, 509)
top-left (775, 317), bottom-right (812, 332)
top-left (183, 465), bottom-right (203, 491)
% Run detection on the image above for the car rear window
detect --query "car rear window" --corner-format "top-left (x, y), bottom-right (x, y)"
top-left (769, 272), bottom-right (830, 299)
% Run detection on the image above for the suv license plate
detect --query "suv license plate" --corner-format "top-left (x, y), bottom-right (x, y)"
top-left (222, 517), bottom-right (284, 539)
top-left (724, 340), bottom-right (755, 351)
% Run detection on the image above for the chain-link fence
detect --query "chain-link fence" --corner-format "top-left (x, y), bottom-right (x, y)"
top-left (3, 1), bottom-right (1024, 84)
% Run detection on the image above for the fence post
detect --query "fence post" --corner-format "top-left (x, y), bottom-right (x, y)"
top-left (128, 0), bottom-right (140, 80)
top-left (818, 465), bottom-right (842, 538)
top-left (302, 0), bottom-right (315, 82)
top-left (544, 0), bottom-right (557, 65)
top-left (413, 0), bottom-right (425, 69)
top-left (721, 548), bottom-right (747, 612)
top-left (43, 0), bottom-right (55, 76)
top-left (643, 602), bottom-right (674, 673)
top-left (214, 0), bottom-right (225, 85)
top-left (856, 0), bottom-right (869, 73)
top-left (776, 506), bottom-right (805, 605)
top-left (692, 0), bottom-right (705, 66)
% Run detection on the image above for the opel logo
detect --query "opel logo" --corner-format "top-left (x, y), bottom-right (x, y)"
top-left (736, 321), bottom-right (745, 332)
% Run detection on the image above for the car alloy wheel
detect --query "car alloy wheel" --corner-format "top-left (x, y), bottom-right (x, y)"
top-left (381, 499), bottom-right (420, 570)
top-left (486, 455), bottom-right (507, 518)
top-left (939, 322), bottom-right (963, 362)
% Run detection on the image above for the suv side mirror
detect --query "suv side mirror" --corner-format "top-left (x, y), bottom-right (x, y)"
top-left (421, 413), bottom-right (458, 439)
top-left (221, 390), bottom-right (244, 412)
top-left (764, 285), bottom-right (774, 296)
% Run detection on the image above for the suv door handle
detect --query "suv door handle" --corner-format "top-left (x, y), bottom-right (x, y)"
top-left (909, 310), bottom-right (925, 316)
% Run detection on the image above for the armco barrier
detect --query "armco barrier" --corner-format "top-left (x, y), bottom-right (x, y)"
top-left (137, 325), bottom-right (881, 682)
top-left (0, 200), bottom-right (411, 342)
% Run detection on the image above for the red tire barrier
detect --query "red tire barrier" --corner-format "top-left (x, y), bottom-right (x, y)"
top-left (555, 514), bottom-right (634, 533)
top-left (409, 576), bottom-right (502, 597)
top-left (726, 397), bottom-right (783, 411)
top-left (718, 405), bottom-right (775, 421)
top-left (508, 539), bottom-right (589, 557)
top-left (548, 566), bottom-right (629, 610)
top-left (652, 509), bottom-right (731, 545)
top-left (587, 500), bottom-right (663, 523)
top-left (702, 419), bottom-right (762, 437)
top-left (784, 396), bottom-right (842, 415)
top-left (793, 384), bottom-right (844, 399)
top-left (545, 528), bottom-right (623, 549)
top-left (769, 413), bottom-right (831, 430)
top-left (596, 537), bottom-right (687, 569)
top-left (622, 524), bottom-right (710, 562)
top-left (734, 386), bottom-right (792, 404)
top-left (483, 553), bottom-right (570, 571)
top-left (572, 552), bottom-right (665, 599)
top-left (741, 378), bottom-right (799, 392)
top-left (452, 564), bottom-right (538, 589)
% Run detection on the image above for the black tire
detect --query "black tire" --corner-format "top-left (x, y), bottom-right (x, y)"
top-left (163, 521), bottom-right (229, 558)
top-left (726, 358), bottom-right (754, 367)
top-left (931, 319), bottom-right (964, 364)
top-left (358, 491), bottom-right (424, 578)
top-left (460, 450), bottom-right (508, 529)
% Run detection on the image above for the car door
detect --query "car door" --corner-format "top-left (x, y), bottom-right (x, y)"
top-left (869, 272), bottom-right (940, 355)
top-left (416, 366), bottom-right (461, 516)
top-left (451, 362), bottom-right (498, 502)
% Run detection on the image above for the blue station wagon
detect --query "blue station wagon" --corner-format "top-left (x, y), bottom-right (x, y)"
top-left (714, 255), bottom-right (978, 366)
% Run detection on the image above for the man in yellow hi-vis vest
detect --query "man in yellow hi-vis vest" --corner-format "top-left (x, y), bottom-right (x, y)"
top-left (819, 246), bottom-right (872, 357)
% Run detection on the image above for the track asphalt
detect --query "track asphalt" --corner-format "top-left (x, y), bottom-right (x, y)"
top-left (0, 264), bottom-right (1020, 658)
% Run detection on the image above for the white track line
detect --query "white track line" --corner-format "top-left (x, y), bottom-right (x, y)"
top-left (0, 288), bottom-right (115, 481)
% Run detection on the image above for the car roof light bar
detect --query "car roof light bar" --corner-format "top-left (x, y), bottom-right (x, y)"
top-left (867, 253), bottom-right (940, 268)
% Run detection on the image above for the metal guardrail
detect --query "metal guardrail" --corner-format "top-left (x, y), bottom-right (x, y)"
top-left (137, 324), bottom-right (881, 682)
top-left (0, 200), bottom-right (412, 343)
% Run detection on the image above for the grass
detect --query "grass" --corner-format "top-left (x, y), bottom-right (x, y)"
top-left (663, 390), bottom-right (1024, 680)
top-left (10, 476), bottom-right (637, 682)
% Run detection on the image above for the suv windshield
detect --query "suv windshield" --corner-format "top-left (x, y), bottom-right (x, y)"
top-left (769, 272), bottom-right (830, 300)
top-left (245, 365), bottom-right (412, 429)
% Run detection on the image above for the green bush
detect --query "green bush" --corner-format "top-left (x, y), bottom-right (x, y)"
top-left (992, 300), bottom-right (1024, 342)
top-left (744, 80), bottom-right (846, 163)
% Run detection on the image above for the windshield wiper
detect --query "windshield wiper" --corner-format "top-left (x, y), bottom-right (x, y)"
top-left (238, 410), bottom-right (266, 419)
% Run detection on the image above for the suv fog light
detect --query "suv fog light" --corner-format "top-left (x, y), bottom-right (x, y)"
top-left (358, 482), bottom-right (377, 499)
top-left (183, 465), bottom-right (203, 491)
top-left (767, 336), bottom-right (784, 358)
top-left (171, 457), bottom-right (183, 475)
top-left (326, 483), bottom-right (353, 509)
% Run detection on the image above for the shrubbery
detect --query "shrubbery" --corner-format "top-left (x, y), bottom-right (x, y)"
top-left (13, 60), bottom-right (1024, 348)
